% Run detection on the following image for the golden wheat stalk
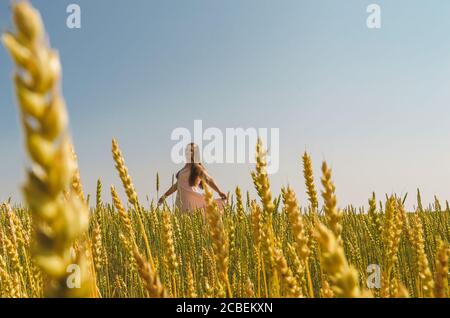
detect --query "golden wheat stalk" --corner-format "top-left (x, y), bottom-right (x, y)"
top-left (273, 241), bottom-right (302, 298)
top-left (252, 139), bottom-right (275, 215)
top-left (282, 187), bottom-right (314, 297)
top-left (235, 186), bottom-right (245, 223)
top-left (251, 139), bottom-right (280, 296)
top-left (434, 239), bottom-right (449, 298)
top-left (367, 192), bottom-right (382, 237)
top-left (203, 180), bottom-right (232, 297)
top-left (70, 145), bottom-right (86, 202)
top-left (111, 138), bottom-right (154, 268)
top-left (133, 245), bottom-right (167, 298)
top-left (110, 185), bottom-right (135, 241)
top-left (92, 220), bottom-right (104, 271)
top-left (0, 255), bottom-right (16, 298)
top-left (319, 278), bottom-right (334, 298)
top-left (302, 152), bottom-right (318, 217)
top-left (380, 197), bottom-right (404, 297)
top-left (410, 213), bottom-right (435, 297)
top-left (315, 223), bottom-right (371, 298)
top-left (162, 211), bottom-right (179, 296)
top-left (112, 139), bottom-right (139, 206)
top-left (186, 264), bottom-right (197, 298)
top-left (320, 162), bottom-right (343, 243)
top-left (2, 1), bottom-right (92, 297)
top-left (282, 187), bottom-right (310, 263)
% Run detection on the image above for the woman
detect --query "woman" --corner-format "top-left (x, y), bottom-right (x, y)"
top-left (158, 143), bottom-right (227, 212)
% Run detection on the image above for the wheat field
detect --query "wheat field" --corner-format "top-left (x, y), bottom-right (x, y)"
top-left (0, 2), bottom-right (449, 299)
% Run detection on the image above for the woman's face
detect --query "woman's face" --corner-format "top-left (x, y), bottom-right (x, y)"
top-left (185, 143), bottom-right (201, 164)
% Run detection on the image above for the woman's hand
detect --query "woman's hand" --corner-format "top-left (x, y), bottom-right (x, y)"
top-left (158, 195), bottom-right (166, 206)
top-left (158, 182), bottom-right (177, 206)
top-left (219, 191), bottom-right (227, 201)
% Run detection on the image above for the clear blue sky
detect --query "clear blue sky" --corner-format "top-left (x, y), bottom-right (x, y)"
top-left (1, 0), bottom-right (450, 209)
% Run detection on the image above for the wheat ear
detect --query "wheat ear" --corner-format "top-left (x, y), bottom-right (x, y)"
top-left (2, 1), bottom-right (92, 297)
top-left (434, 239), bottom-right (449, 298)
top-left (282, 186), bottom-right (314, 297)
top-left (111, 138), bottom-right (154, 267)
top-left (111, 185), bottom-right (135, 242)
top-left (133, 245), bottom-right (167, 298)
top-left (315, 223), bottom-right (371, 298)
top-left (320, 162), bottom-right (343, 243)
top-left (302, 152), bottom-right (319, 217)
top-left (410, 213), bottom-right (435, 297)
top-left (162, 211), bottom-right (179, 296)
top-left (235, 186), bottom-right (245, 223)
top-left (252, 139), bottom-right (275, 215)
top-left (203, 180), bottom-right (232, 297)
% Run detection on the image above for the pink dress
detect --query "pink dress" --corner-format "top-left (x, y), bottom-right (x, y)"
top-left (175, 167), bottom-right (224, 213)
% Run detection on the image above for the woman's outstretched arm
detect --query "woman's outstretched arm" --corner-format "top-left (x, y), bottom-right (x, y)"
top-left (203, 172), bottom-right (227, 200)
top-left (158, 182), bottom-right (178, 205)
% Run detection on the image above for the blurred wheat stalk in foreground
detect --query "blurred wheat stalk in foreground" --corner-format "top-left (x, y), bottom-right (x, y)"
top-left (0, 1), bottom-right (449, 298)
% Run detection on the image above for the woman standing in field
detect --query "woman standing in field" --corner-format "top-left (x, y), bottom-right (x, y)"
top-left (158, 143), bottom-right (227, 212)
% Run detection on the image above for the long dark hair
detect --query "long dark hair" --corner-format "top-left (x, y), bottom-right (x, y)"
top-left (176, 143), bottom-right (204, 188)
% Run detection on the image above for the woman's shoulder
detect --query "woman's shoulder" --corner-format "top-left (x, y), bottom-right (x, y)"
top-left (176, 165), bottom-right (189, 177)
top-left (200, 166), bottom-right (211, 179)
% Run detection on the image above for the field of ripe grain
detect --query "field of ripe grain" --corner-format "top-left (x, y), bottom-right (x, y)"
top-left (1, 178), bottom-right (449, 298)
top-left (0, 2), bottom-right (449, 299)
